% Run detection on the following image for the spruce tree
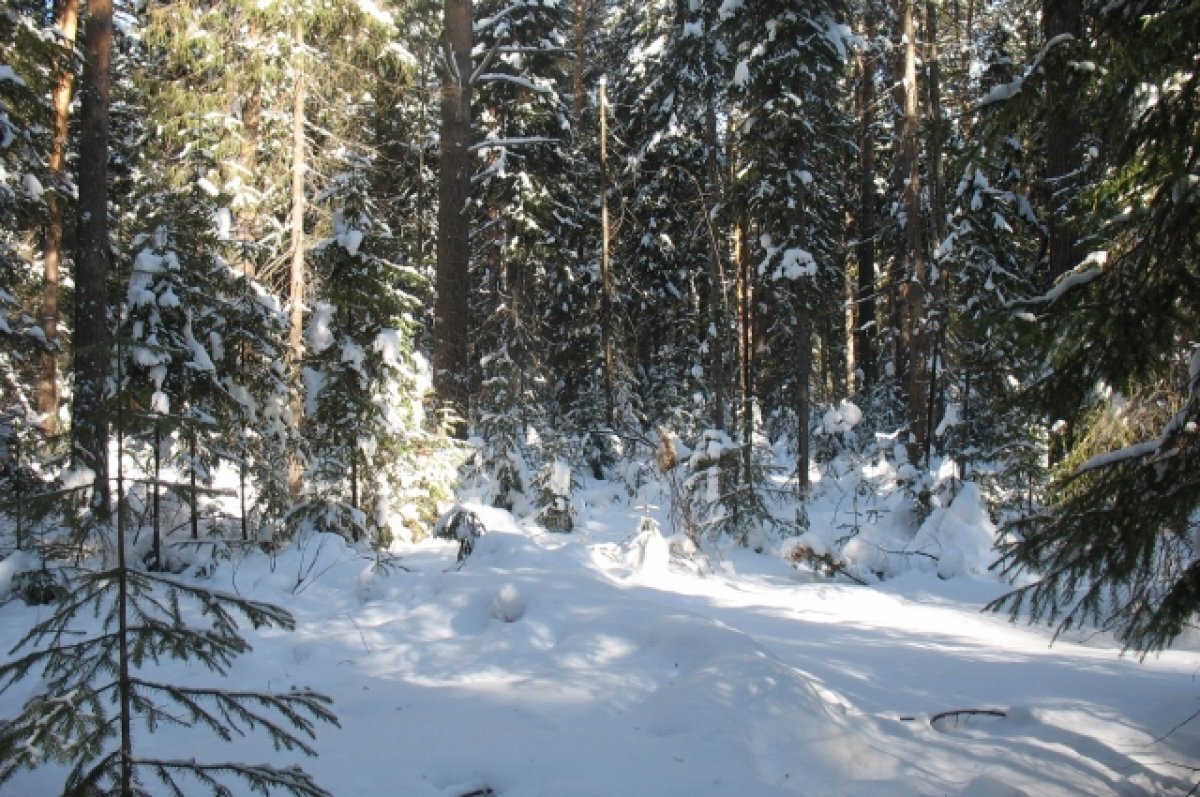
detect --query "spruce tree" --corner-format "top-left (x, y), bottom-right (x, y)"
top-left (467, 0), bottom-right (578, 508)
top-left (1, 3), bottom-right (62, 535)
top-left (293, 158), bottom-right (430, 547)
top-left (0, 523), bottom-right (337, 796)
top-left (721, 0), bottom-right (851, 498)
top-left (990, 1), bottom-right (1200, 654)
top-left (607, 0), bottom-right (731, 437)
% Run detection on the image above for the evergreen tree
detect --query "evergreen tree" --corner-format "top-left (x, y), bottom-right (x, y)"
top-left (608, 0), bottom-right (731, 437)
top-left (293, 158), bottom-right (431, 547)
top-left (990, 1), bottom-right (1200, 654)
top-left (468, 0), bottom-right (577, 507)
top-left (722, 0), bottom-right (851, 496)
top-left (1, 4), bottom-right (62, 533)
top-left (0, 522), bottom-right (337, 795)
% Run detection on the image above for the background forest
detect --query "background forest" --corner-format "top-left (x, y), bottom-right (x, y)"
top-left (1, 0), bottom-right (1199, 792)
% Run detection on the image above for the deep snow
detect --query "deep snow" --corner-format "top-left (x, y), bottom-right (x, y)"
top-left (2, 484), bottom-right (1199, 797)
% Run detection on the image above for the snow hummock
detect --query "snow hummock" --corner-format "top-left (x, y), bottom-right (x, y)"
top-left (733, 60), bottom-right (750, 87)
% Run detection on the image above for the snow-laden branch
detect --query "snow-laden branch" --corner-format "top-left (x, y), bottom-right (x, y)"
top-left (977, 33), bottom-right (1076, 108)
top-left (1074, 346), bottom-right (1200, 477)
top-left (469, 136), bottom-right (558, 153)
top-left (475, 72), bottom-right (553, 93)
top-left (1008, 251), bottom-right (1107, 309)
top-left (1074, 441), bottom-right (1159, 475)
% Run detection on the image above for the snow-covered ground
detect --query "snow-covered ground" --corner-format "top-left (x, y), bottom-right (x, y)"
top-left (2, 481), bottom-right (1199, 797)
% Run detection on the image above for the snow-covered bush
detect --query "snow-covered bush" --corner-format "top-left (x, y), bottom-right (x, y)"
top-left (533, 456), bottom-right (576, 532)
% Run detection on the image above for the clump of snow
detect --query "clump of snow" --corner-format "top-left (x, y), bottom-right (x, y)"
top-left (775, 247), bottom-right (816, 280)
top-left (621, 518), bottom-right (670, 575)
top-left (0, 65), bottom-right (25, 86)
top-left (309, 302), bottom-right (335, 354)
top-left (337, 228), bottom-right (365, 258)
top-left (21, 173), bottom-right (42, 199)
top-left (0, 549), bottom-right (39, 600)
top-left (548, 459), bottom-right (571, 497)
top-left (58, 463), bottom-right (96, 492)
top-left (487, 583), bottom-right (526, 623)
top-left (909, 482), bottom-right (998, 579)
top-left (717, 0), bottom-right (744, 19)
top-left (373, 328), bottom-right (404, 369)
top-left (733, 60), bottom-right (750, 87)
top-left (822, 400), bottom-right (864, 435)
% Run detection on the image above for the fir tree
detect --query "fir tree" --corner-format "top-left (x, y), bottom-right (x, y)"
top-left (293, 158), bottom-right (430, 547)
top-left (989, 1), bottom-right (1200, 654)
top-left (0, 547), bottom-right (338, 796)
top-left (1, 386), bottom-right (337, 794)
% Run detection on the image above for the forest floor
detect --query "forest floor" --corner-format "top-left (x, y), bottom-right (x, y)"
top-left (2, 471), bottom-right (1199, 796)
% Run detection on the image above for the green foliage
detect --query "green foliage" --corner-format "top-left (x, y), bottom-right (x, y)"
top-left (0, 5), bottom-right (56, 429)
top-left (294, 158), bottom-right (432, 548)
top-left (0, 561), bottom-right (337, 796)
top-left (681, 428), bottom-right (776, 547)
top-left (989, 1), bottom-right (1200, 654)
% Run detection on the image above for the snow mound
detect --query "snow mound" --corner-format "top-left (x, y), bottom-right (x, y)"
top-left (620, 519), bottom-right (670, 575)
top-left (637, 613), bottom-right (900, 789)
top-left (487, 583), bottom-right (526, 623)
top-left (909, 482), bottom-right (998, 578)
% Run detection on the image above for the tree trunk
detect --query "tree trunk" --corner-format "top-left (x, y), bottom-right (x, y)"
top-left (923, 0), bottom-right (947, 465)
top-left (234, 55), bottom-right (261, 279)
top-left (113, 369), bottom-right (133, 796)
top-left (736, 213), bottom-right (753, 491)
top-left (704, 105), bottom-right (726, 432)
top-left (287, 19), bottom-right (308, 498)
top-left (288, 21), bottom-right (307, 365)
top-left (853, 6), bottom-right (877, 394)
top-left (435, 0), bottom-right (474, 436)
top-left (71, 0), bottom-right (114, 517)
top-left (1042, 0), bottom-right (1083, 286)
top-left (39, 0), bottom-right (80, 436)
top-left (570, 0), bottom-right (589, 128)
top-left (599, 76), bottom-right (615, 426)
top-left (795, 297), bottom-right (812, 497)
top-left (898, 0), bottom-right (930, 464)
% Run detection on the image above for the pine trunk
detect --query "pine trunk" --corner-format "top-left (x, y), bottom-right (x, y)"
top-left (704, 105), bottom-right (726, 432)
top-left (924, 0), bottom-right (947, 465)
top-left (599, 77), bottom-right (615, 426)
top-left (795, 298), bottom-right (812, 497)
top-left (853, 7), bottom-right (877, 394)
top-left (39, 0), bottom-right (80, 436)
top-left (435, 0), bottom-right (474, 436)
top-left (71, 0), bottom-right (114, 516)
top-left (288, 22), bottom-right (307, 365)
top-left (898, 0), bottom-right (930, 465)
top-left (287, 20), bottom-right (308, 499)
